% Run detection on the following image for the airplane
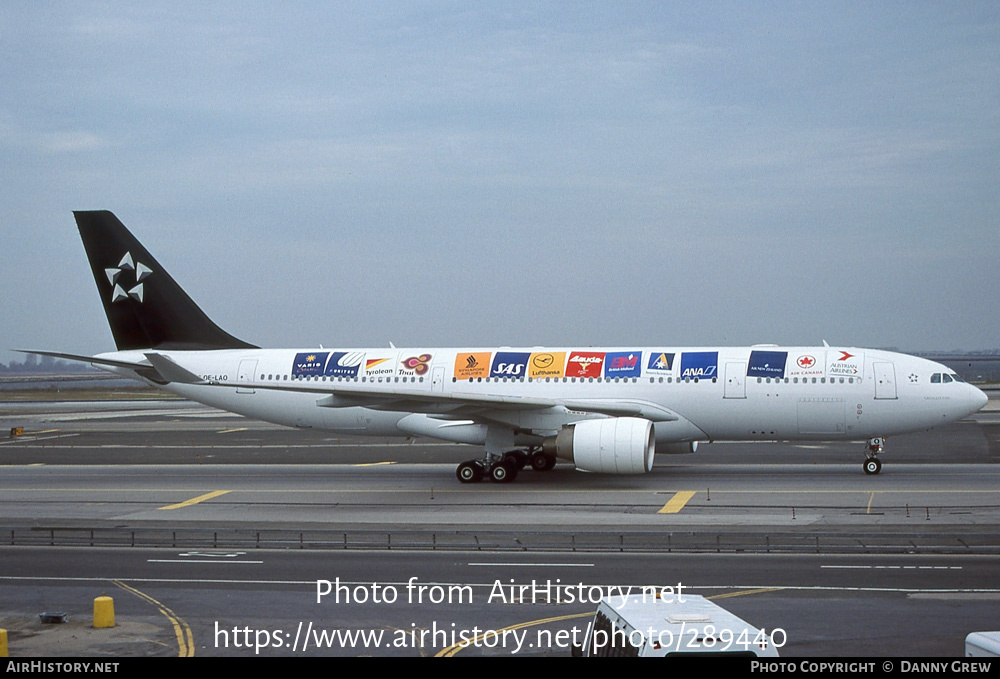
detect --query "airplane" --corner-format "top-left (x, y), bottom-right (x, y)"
top-left (26, 211), bottom-right (989, 483)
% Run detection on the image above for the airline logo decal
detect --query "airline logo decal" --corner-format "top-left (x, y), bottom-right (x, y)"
top-left (292, 352), bottom-right (329, 377)
top-left (529, 352), bottom-right (565, 378)
top-left (747, 350), bottom-right (787, 379)
top-left (400, 354), bottom-right (432, 376)
top-left (567, 351), bottom-right (605, 378)
top-left (490, 352), bottom-right (530, 378)
top-left (788, 353), bottom-right (823, 377)
top-left (680, 351), bottom-right (718, 380)
top-left (364, 356), bottom-right (395, 376)
top-left (646, 352), bottom-right (675, 373)
top-left (105, 251), bottom-right (153, 304)
top-left (324, 351), bottom-right (364, 377)
top-left (454, 352), bottom-right (491, 380)
top-left (604, 351), bottom-right (642, 379)
top-left (827, 350), bottom-right (864, 378)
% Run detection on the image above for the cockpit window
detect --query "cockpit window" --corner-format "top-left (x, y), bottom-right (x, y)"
top-left (931, 373), bottom-right (941, 383)
top-left (950, 373), bottom-right (965, 382)
top-left (942, 374), bottom-right (953, 383)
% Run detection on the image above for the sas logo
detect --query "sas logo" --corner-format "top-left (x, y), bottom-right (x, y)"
top-left (567, 352), bottom-right (605, 378)
top-left (680, 351), bottom-right (718, 380)
top-left (400, 354), bottom-right (432, 376)
top-left (292, 352), bottom-right (329, 377)
top-left (646, 352), bottom-right (675, 373)
top-left (528, 352), bottom-right (565, 378)
top-left (604, 351), bottom-right (642, 379)
top-left (454, 352), bottom-right (491, 380)
top-left (490, 352), bottom-right (530, 378)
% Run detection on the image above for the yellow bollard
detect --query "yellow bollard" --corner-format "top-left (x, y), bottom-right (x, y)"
top-left (1, 628), bottom-right (7, 657)
top-left (93, 596), bottom-right (115, 628)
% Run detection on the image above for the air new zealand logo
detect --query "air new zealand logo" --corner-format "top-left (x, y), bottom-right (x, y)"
top-left (104, 252), bottom-right (153, 303)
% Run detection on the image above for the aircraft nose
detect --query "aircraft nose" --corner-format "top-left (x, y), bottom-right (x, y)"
top-left (971, 384), bottom-right (989, 413)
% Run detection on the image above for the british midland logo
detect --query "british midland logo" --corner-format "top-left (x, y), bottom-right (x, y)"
top-left (104, 252), bottom-right (153, 303)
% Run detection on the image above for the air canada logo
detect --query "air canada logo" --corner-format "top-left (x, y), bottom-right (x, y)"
top-left (797, 355), bottom-right (816, 369)
top-left (105, 252), bottom-right (153, 303)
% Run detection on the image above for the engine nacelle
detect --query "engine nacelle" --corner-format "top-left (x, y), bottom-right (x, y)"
top-left (543, 417), bottom-right (654, 474)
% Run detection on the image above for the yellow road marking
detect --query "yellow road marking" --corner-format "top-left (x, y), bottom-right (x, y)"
top-left (114, 581), bottom-right (194, 657)
top-left (867, 492), bottom-right (876, 514)
top-left (436, 612), bottom-right (592, 657)
top-left (216, 427), bottom-right (248, 434)
top-left (158, 490), bottom-right (230, 510)
top-left (658, 490), bottom-right (696, 514)
top-left (354, 461), bottom-right (395, 467)
top-left (709, 588), bottom-right (783, 600)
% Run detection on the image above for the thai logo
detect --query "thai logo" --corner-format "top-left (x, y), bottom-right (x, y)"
top-left (401, 354), bottom-right (432, 375)
top-left (105, 252), bottom-right (153, 303)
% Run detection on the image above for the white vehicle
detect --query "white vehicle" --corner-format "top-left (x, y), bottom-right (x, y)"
top-left (966, 632), bottom-right (1000, 657)
top-left (575, 594), bottom-right (781, 657)
top-left (29, 211), bottom-right (988, 483)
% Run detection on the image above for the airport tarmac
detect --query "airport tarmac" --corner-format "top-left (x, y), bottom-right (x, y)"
top-left (1, 396), bottom-right (999, 657)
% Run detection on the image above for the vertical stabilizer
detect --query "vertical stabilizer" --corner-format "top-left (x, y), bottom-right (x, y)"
top-left (75, 210), bottom-right (258, 350)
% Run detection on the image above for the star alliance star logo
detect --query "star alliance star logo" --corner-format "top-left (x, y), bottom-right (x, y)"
top-left (104, 251), bottom-right (153, 303)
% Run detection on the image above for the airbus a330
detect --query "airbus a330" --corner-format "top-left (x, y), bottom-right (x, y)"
top-left (28, 211), bottom-right (988, 483)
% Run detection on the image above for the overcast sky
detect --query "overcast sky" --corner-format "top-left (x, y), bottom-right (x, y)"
top-left (2, 2), bottom-right (998, 365)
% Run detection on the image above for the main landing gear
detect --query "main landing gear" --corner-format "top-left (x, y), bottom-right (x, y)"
top-left (455, 447), bottom-right (556, 484)
top-left (863, 437), bottom-right (884, 475)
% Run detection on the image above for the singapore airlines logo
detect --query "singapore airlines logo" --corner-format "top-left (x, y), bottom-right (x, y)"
top-left (104, 251), bottom-right (153, 303)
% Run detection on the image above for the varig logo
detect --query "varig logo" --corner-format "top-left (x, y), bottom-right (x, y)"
top-left (105, 252), bottom-right (153, 303)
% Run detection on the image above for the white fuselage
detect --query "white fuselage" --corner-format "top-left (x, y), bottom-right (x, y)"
top-left (96, 345), bottom-right (987, 447)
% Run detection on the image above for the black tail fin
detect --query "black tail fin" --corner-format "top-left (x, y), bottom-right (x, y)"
top-left (75, 210), bottom-right (258, 351)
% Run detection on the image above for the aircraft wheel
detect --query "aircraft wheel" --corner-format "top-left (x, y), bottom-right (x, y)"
top-left (530, 451), bottom-right (556, 472)
top-left (863, 458), bottom-right (882, 475)
top-left (491, 460), bottom-right (517, 483)
top-left (504, 450), bottom-right (529, 470)
top-left (456, 461), bottom-right (483, 483)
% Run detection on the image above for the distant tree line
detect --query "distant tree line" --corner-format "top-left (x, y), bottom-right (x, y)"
top-left (0, 354), bottom-right (96, 374)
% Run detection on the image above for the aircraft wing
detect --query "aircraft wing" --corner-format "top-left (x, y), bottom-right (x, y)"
top-left (242, 380), bottom-right (680, 422)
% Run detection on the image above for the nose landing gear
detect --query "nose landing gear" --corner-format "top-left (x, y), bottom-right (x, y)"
top-left (863, 437), bottom-right (884, 475)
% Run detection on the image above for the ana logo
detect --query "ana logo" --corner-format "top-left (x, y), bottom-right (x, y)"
top-left (796, 355), bottom-right (816, 369)
top-left (105, 252), bottom-right (153, 303)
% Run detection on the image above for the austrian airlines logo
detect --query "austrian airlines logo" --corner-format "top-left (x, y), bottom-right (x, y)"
top-left (104, 252), bottom-right (153, 303)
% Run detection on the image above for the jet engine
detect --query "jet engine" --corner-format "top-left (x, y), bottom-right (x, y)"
top-left (543, 417), bottom-right (654, 474)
